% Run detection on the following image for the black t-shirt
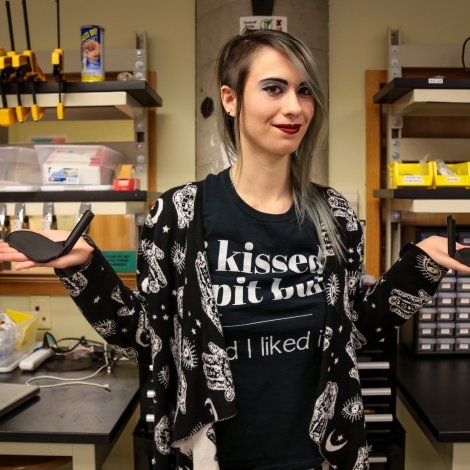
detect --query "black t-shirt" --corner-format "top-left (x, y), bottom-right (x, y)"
top-left (203, 169), bottom-right (326, 470)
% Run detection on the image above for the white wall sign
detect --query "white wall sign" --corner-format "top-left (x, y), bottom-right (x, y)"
top-left (239, 16), bottom-right (288, 33)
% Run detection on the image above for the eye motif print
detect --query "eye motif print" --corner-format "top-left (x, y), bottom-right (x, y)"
top-left (416, 253), bottom-right (446, 282)
top-left (172, 184), bottom-right (197, 229)
top-left (171, 241), bottom-right (186, 274)
top-left (341, 395), bottom-right (364, 422)
top-left (325, 273), bottom-right (340, 306)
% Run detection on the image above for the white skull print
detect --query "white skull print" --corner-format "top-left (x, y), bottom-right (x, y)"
top-left (172, 184), bottom-right (197, 229)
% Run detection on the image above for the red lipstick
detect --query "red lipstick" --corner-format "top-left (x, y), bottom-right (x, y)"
top-left (274, 124), bottom-right (301, 135)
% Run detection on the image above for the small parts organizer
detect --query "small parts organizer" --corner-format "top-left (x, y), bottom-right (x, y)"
top-left (388, 161), bottom-right (470, 189)
top-left (401, 271), bottom-right (470, 354)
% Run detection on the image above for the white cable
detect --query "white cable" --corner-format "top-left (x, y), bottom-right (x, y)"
top-left (25, 359), bottom-right (112, 390)
top-left (27, 380), bottom-right (111, 391)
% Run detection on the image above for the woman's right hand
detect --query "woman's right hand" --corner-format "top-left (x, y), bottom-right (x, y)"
top-left (0, 230), bottom-right (94, 271)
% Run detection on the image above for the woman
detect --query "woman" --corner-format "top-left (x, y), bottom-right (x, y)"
top-left (1, 30), bottom-right (469, 470)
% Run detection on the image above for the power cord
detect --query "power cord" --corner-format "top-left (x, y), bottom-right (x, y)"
top-left (25, 345), bottom-right (112, 391)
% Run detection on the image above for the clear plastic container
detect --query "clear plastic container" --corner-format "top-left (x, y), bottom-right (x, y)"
top-left (0, 147), bottom-right (41, 188)
top-left (0, 309), bottom-right (38, 371)
top-left (35, 144), bottom-right (124, 186)
top-left (0, 326), bottom-right (17, 362)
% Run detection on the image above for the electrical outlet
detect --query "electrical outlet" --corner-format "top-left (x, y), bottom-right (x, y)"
top-left (30, 296), bottom-right (51, 330)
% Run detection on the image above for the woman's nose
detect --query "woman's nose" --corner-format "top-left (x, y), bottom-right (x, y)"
top-left (283, 90), bottom-right (302, 117)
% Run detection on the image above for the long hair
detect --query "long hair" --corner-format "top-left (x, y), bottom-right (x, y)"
top-left (216, 29), bottom-right (346, 261)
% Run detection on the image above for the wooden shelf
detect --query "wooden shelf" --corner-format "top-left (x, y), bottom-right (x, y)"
top-left (373, 77), bottom-right (470, 104)
top-left (374, 188), bottom-right (470, 213)
top-left (0, 191), bottom-right (158, 216)
top-left (1, 79), bottom-right (162, 107)
top-left (0, 272), bottom-right (137, 295)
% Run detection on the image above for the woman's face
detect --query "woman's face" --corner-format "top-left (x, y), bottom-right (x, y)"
top-left (238, 47), bottom-right (315, 162)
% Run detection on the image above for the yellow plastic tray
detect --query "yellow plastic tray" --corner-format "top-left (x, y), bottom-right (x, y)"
top-left (388, 162), bottom-right (435, 188)
top-left (434, 162), bottom-right (470, 187)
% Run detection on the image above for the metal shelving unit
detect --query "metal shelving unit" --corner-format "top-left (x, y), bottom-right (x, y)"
top-left (373, 29), bottom-right (470, 269)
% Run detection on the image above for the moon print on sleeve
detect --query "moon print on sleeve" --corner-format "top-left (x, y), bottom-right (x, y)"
top-left (325, 430), bottom-right (348, 452)
top-left (145, 198), bottom-right (163, 228)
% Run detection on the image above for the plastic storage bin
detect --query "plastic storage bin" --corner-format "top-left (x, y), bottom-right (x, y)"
top-left (388, 161), bottom-right (434, 188)
top-left (438, 276), bottom-right (456, 292)
top-left (457, 277), bottom-right (470, 292)
top-left (0, 147), bottom-right (41, 188)
top-left (35, 144), bottom-right (124, 186)
top-left (0, 309), bottom-right (39, 372)
top-left (434, 161), bottom-right (470, 187)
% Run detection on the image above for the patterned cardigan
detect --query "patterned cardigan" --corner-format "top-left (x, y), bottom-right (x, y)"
top-left (57, 180), bottom-right (447, 470)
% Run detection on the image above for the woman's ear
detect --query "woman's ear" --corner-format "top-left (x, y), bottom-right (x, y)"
top-left (220, 85), bottom-right (237, 117)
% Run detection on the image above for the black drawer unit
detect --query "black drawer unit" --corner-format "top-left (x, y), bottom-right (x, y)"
top-left (404, 226), bottom-right (470, 355)
top-left (358, 329), bottom-right (405, 469)
top-left (367, 419), bottom-right (406, 470)
top-left (401, 272), bottom-right (470, 355)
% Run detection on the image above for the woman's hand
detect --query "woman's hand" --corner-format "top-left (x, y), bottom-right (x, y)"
top-left (416, 235), bottom-right (470, 274)
top-left (0, 230), bottom-right (94, 271)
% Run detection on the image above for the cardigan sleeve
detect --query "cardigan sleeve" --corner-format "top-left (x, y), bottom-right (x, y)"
top-left (55, 191), bottom-right (181, 364)
top-left (353, 242), bottom-right (447, 345)
top-left (340, 203), bottom-right (448, 345)
top-left (322, 186), bottom-right (447, 346)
